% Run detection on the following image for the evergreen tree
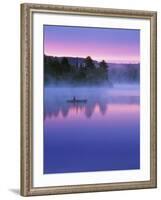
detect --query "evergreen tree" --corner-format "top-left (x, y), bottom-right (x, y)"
top-left (52, 57), bottom-right (62, 76)
top-left (61, 57), bottom-right (71, 73)
top-left (99, 60), bottom-right (108, 70)
top-left (84, 56), bottom-right (95, 69)
top-left (99, 60), bottom-right (109, 80)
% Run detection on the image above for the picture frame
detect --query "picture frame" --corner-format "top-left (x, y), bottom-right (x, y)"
top-left (20, 3), bottom-right (157, 196)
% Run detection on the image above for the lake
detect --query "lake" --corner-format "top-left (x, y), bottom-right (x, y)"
top-left (44, 84), bottom-right (140, 174)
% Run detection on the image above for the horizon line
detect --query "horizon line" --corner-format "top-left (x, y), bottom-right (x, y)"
top-left (44, 54), bottom-right (140, 65)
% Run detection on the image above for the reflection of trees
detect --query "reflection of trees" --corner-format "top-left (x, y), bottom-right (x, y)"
top-left (44, 89), bottom-right (139, 120)
top-left (84, 101), bottom-right (99, 118)
top-left (44, 100), bottom-right (104, 119)
top-left (99, 101), bottom-right (107, 115)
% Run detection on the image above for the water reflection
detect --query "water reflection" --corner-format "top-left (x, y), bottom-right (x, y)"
top-left (44, 85), bottom-right (140, 174)
top-left (44, 87), bottom-right (139, 119)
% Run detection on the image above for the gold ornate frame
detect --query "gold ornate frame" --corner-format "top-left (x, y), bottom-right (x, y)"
top-left (20, 3), bottom-right (157, 196)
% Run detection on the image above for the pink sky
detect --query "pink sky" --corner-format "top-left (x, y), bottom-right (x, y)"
top-left (44, 25), bottom-right (140, 64)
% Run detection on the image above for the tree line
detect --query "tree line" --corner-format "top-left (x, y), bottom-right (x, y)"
top-left (44, 55), bottom-right (109, 84)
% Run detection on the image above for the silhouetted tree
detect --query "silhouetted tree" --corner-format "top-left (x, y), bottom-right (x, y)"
top-left (84, 56), bottom-right (95, 69)
top-left (44, 55), bottom-right (60, 81)
top-left (99, 60), bottom-right (109, 80)
top-left (75, 65), bottom-right (86, 81)
top-left (100, 60), bottom-right (108, 70)
top-left (61, 57), bottom-right (71, 73)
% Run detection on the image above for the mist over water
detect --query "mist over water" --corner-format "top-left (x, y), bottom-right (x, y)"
top-left (44, 84), bottom-right (139, 119)
top-left (44, 83), bottom-right (140, 174)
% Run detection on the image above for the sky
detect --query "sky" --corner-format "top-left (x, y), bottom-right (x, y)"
top-left (44, 25), bottom-right (140, 64)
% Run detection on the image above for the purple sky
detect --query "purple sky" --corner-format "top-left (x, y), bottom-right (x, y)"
top-left (44, 25), bottom-right (140, 64)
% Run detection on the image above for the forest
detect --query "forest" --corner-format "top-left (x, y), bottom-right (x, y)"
top-left (44, 55), bottom-right (139, 85)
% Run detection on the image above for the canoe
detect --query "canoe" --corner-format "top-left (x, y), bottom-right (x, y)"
top-left (66, 99), bottom-right (87, 103)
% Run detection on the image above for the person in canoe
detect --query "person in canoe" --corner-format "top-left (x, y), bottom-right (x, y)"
top-left (73, 96), bottom-right (76, 101)
top-left (67, 96), bottom-right (87, 103)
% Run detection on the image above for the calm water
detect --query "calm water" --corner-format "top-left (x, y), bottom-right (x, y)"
top-left (44, 84), bottom-right (140, 174)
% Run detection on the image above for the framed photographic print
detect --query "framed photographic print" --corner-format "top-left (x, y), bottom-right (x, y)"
top-left (20, 3), bottom-right (157, 196)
